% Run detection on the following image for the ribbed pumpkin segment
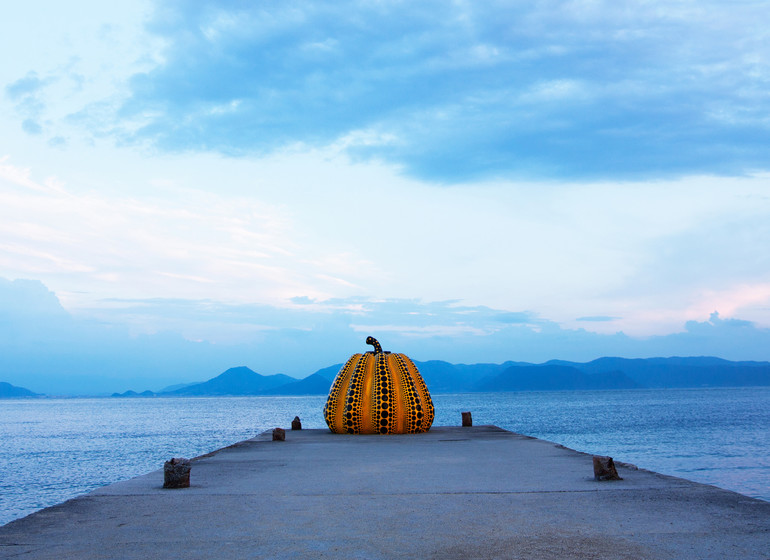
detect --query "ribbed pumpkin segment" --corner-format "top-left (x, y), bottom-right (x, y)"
top-left (324, 337), bottom-right (434, 434)
top-left (392, 353), bottom-right (435, 433)
top-left (323, 354), bottom-right (359, 433)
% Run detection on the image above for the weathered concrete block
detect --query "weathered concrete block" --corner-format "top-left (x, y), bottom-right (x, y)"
top-left (272, 427), bottom-right (286, 441)
top-left (291, 416), bottom-right (302, 430)
top-left (593, 455), bottom-right (622, 481)
top-left (163, 457), bottom-right (191, 488)
top-left (461, 411), bottom-right (472, 427)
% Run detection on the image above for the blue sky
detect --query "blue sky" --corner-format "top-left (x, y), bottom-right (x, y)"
top-left (2, 1), bottom-right (770, 392)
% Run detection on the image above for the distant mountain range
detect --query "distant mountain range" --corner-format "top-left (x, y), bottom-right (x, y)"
top-left (107, 366), bottom-right (335, 397)
top-left (418, 356), bottom-right (770, 392)
top-left (4, 356), bottom-right (770, 398)
top-left (164, 366), bottom-right (295, 396)
top-left (110, 355), bottom-right (770, 397)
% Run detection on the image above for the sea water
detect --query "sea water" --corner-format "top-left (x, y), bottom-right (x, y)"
top-left (1, 387), bottom-right (768, 526)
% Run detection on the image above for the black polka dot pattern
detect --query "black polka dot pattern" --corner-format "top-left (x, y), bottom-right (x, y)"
top-left (372, 352), bottom-right (394, 434)
top-left (323, 355), bottom-right (358, 431)
top-left (342, 353), bottom-right (368, 434)
top-left (324, 337), bottom-right (434, 434)
top-left (397, 354), bottom-right (435, 432)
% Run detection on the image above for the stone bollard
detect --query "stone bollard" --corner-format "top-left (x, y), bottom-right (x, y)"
top-left (593, 455), bottom-right (622, 481)
top-left (272, 427), bottom-right (286, 441)
top-left (461, 411), bottom-right (472, 427)
top-left (163, 457), bottom-right (191, 488)
top-left (291, 416), bottom-right (302, 430)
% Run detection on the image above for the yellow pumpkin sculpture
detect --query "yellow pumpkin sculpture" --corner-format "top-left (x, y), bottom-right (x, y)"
top-left (324, 336), bottom-right (435, 434)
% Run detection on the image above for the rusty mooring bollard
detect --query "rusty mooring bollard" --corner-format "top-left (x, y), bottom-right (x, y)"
top-left (163, 457), bottom-right (191, 488)
top-left (593, 455), bottom-right (622, 480)
top-left (272, 427), bottom-right (286, 441)
top-left (461, 411), bottom-right (472, 427)
top-left (291, 416), bottom-right (302, 430)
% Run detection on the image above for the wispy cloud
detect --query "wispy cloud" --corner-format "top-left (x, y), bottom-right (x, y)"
top-left (64, 0), bottom-right (768, 181)
top-left (4, 71), bottom-right (53, 136)
top-left (0, 158), bottom-right (380, 308)
top-left (2, 1), bottom-right (769, 363)
top-left (5, 72), bottom-right (51, 100)
top-left (577, 316), bottom-right (620, 322)
top-left (4, 278), bottom-right (770, 394)
top-left (2, 153), bottom-right (769, 336)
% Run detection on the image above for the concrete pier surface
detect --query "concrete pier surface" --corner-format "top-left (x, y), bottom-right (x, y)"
top-left (1, 425), bottom-right (768, 559)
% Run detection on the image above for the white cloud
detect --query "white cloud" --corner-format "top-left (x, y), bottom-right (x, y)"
top-left (1, 1), bottom-right (769, 360)
top-left (3, 278), bottom-right (770, 394)
top-left (6, 1), bottom-right (770, 181)
top-left (0, 157), bottom-right (380, 309)
top-left (3, 150), bottom-right (769, 339)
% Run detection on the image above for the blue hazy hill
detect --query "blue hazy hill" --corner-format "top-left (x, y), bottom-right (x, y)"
top-left (108, 356), bottom-right (770, 397)
top-left (412, 357), bottom-right (770, 392)
top-left (414, 360), bottom-right (522, 392)
top-left (552, 356), bottom-right (770, 388)
top-left (166, 366), bottom-right (294, 396)
top-left (310, 363), bottom-right (345, 381)
top-left (0, 381), bottom-right (40, 398)
top-left (111, 389), bottom-right (156, 397)
top-left (261, 373), bottom-right (333, 395)
top-left (475, 364), bottom-right (639, 391)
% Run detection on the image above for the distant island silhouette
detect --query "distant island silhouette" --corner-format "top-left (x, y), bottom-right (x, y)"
top-left (4, 356), bottom-right (770, 398)
top-left (0, 381), bottom-right (40, 398)
top-left (110, 356), bottom-right (770, 397)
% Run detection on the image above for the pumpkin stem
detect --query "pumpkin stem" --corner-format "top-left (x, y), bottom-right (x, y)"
top-left (366, 336), bottom-right (383, 354)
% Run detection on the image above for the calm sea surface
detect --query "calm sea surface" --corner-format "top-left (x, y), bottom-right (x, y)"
top-left (1, 387), bottom-right (768, 526)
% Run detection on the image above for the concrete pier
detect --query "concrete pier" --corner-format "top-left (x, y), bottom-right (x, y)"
top-left (1, 425), bottom-right (768, 559)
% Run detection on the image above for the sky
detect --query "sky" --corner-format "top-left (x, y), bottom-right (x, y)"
top-left (2, 1), bottom-right (770, 394)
